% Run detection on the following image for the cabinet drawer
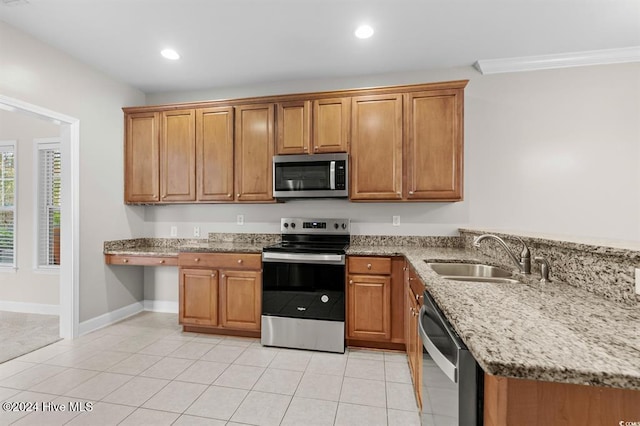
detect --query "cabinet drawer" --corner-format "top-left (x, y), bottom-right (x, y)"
top-left (178, 252), bottom-right (261, 270)
top-left (348, 256), bottom-right (392, 275)
top-left (105, 254), bottom-right (177, 266)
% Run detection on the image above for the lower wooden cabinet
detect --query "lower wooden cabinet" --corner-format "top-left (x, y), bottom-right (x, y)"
top-left (178, 253), bottom-right (262, 334)
top-left (220, 269), bottom-right (261, 330)
top-left (405, 263), bottom-right (423, 410)
top-left (179, 268), bottom-right (218, 326)
top-left (346, 256), bottom-right (405, 348)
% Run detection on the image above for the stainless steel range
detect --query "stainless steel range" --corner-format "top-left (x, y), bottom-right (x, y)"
top-left (261, 217), bottom-right (350, 353)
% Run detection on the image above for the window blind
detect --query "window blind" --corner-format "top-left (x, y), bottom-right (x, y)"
top-left (37, 144), bottom-right (61, 267)
top-left (0, 142), bottom-right (16, 267)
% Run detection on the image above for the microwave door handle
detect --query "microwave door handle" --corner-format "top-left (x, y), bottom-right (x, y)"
top-left (330, 161), bottom-right (336, 189)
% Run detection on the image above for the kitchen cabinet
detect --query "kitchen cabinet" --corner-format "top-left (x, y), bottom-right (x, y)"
top-left (405, 263), bottom-right (423, 410)
top-left (160, 109), bottom-right (196, 202)
top-left (196, 106), bottom-right (234, 201)
top-left (347, 256), bottom-right (392, 341)
top-left (124, 112), bottom-right (160, 203)
top-left (484, 374), bottom-right (640, 426)
top-left (178, 252), bottom-right (262, 335)
top-left (275, 97), bottom-right (349, 155)
top-left (234, 103), bottom-right (275, 202)
top-left (104, 254), bottom-right (177, 266)
top-left (350, 94), bottom-right (404, 200)
top-left (405, 88), bottom-right (463, 200)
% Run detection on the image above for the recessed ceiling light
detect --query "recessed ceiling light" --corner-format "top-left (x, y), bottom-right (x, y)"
top-left (161, 48), bottom-right (180, 60)
top-left (355, 25), bottom-right (374, 39)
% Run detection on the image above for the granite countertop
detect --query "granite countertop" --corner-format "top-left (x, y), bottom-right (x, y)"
top-left (349, 244), bottom-right (640, 391)
top-left (104, 238), bottom-right (640, 390)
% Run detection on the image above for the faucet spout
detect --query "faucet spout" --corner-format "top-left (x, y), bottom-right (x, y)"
top-left (473, 234), bottom-right (531, 274)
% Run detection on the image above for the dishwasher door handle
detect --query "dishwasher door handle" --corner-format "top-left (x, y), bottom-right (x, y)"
top-left (418, 305), bottom-right (457, 383)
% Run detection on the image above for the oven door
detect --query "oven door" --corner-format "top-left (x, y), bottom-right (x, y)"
top-left (262, 252), bottom-right (345, 321)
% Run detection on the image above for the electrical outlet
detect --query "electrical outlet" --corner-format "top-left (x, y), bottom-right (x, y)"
top-left (392, 216), bottom-right (400, 226)
top-left (170, 226), bottom-right (177, 237)
top-left (636, 268), bottom-right (640, 296)
top-left (237, 215), bottom-right (244, 225)
top-left (193, 226), bottom-right (200, 237)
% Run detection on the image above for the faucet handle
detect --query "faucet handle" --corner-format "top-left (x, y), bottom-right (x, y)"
top-left (534, 256), bottom-right (551, 282)
top-left (515, 237), bottom-right (530, 257)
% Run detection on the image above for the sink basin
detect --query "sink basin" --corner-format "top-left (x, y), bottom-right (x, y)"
top-left (443, 276), bottom-right (521, 284)
top-left (426, 262), bottom-right (513, 278)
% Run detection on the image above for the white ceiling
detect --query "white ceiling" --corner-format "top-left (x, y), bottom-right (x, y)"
top-left (1, 0), bottom-right (639, 94)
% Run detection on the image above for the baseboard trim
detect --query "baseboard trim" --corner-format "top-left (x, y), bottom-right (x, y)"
top-left (0, 301), bottom-right (59, 315)
top-left (78, 301), bottom-right (144, 336)
top-left (143, 300), bottom-right (178, 314)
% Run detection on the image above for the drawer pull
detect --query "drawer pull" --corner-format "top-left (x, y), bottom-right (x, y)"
top-left (159, 260), bottom-right (165, 264)
top-left (237, 259), bottom-right (243, 264)
top-left (227, 193), bottom-right (231, 197)
top-left (123, 259), bottom-right (129, 263)
top-left (409, 191), bottom-right (414, 195)
top-left (367, 263), bottom-right (372, 270)
top-left (416, 294), bottom-right (423, 302)
top-left (194, 258), bottom-right (200, 262)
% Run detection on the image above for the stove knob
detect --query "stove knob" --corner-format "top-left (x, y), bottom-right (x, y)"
top-left (283, 223), bottom-right (289, 228)
top-left (291, 223), bottom-right (296, 229)
top-left (334, 223), bottom-right (339, 229)
top-left (341, 223), bottom-right (347, 229)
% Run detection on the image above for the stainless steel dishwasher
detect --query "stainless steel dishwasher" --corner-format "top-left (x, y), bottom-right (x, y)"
top-left (419, 290), bottom-right (483, 425)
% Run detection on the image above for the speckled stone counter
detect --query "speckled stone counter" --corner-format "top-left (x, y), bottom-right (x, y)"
top-left (348, 244), bottom-right (640, 391)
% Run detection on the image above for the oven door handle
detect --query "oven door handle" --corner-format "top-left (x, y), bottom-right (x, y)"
top-left (418, 304), bottom-right (457, 383)
top-left (262, 252), bottom-right (345, 265)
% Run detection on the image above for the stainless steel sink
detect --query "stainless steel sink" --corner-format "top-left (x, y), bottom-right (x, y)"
top-left (442, 276), bottom-right (521, 284)
top-left (426, 262), bottom-right (513, 278)
top-left (425, 262), bottom-right (520, 284)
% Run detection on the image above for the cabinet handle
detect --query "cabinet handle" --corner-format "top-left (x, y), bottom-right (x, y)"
top-left (123, 259), bottom-right (129, 263)
top-left (194, 258), bottom-right (200, 262)
top-left (222, 274), bottom-right (225, 278)
top-left (413, 309), bottom-right (419, 317)
top-left (162, 195), bottom-right (166, 199)
top-left (159, 260), bottom-right (165, 264)
top-left (416, 294), bottom-right (423, 302)
top-left (211, 273), bottom-right (216, 277)
top-left (349, 280), bottom-right (353, 285)
top-left (403, 266), bottom-right (407, 271)
top-left (314, 146), bottom-right (318, 151)
top-left (367, 263), bottom-right (372, 270)
top-left (237, 193), bottom-right (240, 197)
top-left (237, 259), bottom-right (243, 264)
top-left (303, 147), bottom-right (308, 151)
top-left (409, 191), bottom-right (414, 195)
top-left (409, 277), bottom-right (414, 281)
top-left (227, 193), bottom-right (231, 198)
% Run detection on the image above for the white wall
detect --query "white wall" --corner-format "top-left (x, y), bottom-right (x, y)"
top-left (0, 110), bottom-right (59, 309)
top-left (147, 63), bottom-right (640, 242)
top-left (0, 21), bottom-right (147, 322)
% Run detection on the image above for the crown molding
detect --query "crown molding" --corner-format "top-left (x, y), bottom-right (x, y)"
top-left (473, 46), bottom-right (640, 75)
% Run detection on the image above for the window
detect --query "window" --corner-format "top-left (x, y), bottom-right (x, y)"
top-left (36, 140), bottom-right (61, 268)
top-left (0, 141), bottom-right (16, 268)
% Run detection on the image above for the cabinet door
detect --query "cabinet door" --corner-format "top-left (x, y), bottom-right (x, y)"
top-left (125, 112), bottom-right (160, 203)
top-left (179, 268), bottom-right (218, 326)
top-left (406, 285), bottom-right (422, 410)
top-left (313, 97), bottom-right (350, 153)
top-left (160, 109), bottom-right (196, 201)
top-left (276, 101), bottom-right (311, 155)
top-left (196, 107), bottom-right (234, 201)
top-left (219, 270), bottom-right (261, 330)
top-left (234, 104), bottom-right (274, 201)
top-left (347, 274), bottom-right (391, 340)
top-left (405, 89), bottom-right (463, 200)
top-left (350, 95), bottom-right (403, 200)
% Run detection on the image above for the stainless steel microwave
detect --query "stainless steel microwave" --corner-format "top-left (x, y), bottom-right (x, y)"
top-left (273, 153), bottom-right (348, 199)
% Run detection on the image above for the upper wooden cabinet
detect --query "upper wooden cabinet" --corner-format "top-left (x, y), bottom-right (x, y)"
top-left (161, 109), bottom-right (196, 202)
top-left (275, 97), bottom-right (349, 155)
top-left (350, 94), bottom-right (404, 200)
top-left (123, 79), bottom-right (467, 204)
top-left (124, 112), bottom-right (160, 203)
top-left (234, 103), bottom-right (275, 202)
top-left (405, 89), bottom-right (464, 200)
top-left (196, 107), bottom-right (234, 201)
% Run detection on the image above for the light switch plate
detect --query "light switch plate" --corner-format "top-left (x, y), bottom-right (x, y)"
top-left (635, 268), bottom-right (640, 296)
top-left (392, 216), bottom-right (400, 226)
top-left (170, 226), bottom-right (177, 237)
top-left (193, 226), bottom-right (200, 237)
top-left (237, 215), bottom-right (244, 225)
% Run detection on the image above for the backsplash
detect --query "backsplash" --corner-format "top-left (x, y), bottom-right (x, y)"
top-left (459, 228), bottom-right (640, 305)
top-left (350, 235), bottom-right (462, 247)
top-left (208, 233), bottom-right (279, 245)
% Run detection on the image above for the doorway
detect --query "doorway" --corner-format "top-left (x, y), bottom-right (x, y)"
top-left (0, 94), bottom-right (79, 339)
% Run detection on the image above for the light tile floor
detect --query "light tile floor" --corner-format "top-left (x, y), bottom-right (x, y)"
top-left (0, 312), bottom-right (421, 426)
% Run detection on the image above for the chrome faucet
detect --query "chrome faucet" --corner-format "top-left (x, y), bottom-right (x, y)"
top-left (473, 234), bottom-right (531, 274)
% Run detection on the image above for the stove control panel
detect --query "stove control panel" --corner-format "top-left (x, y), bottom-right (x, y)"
top-left (281, 218), bottom-right (350, 234)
